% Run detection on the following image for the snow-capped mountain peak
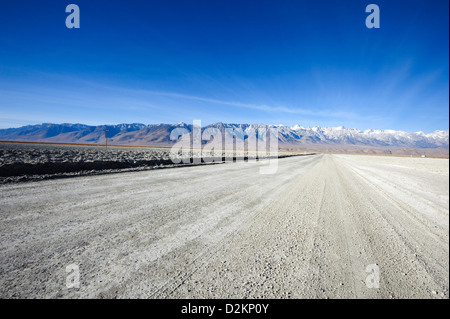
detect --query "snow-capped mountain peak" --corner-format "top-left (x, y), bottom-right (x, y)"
top-left (0, 122), bottom-right (448, 149)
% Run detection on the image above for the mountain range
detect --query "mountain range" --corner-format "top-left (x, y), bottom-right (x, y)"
top-left (0, 123), bottom-right (448, 155)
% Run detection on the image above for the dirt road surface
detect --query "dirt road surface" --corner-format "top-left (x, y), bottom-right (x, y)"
top-left (0, 154), bottom-right (448, 298)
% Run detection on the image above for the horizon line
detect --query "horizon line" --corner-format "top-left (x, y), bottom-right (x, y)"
top-left (0, 121), bottom-right (448, 135)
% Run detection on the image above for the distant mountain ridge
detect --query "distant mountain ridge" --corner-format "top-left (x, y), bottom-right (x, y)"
top-left (0, 122), bottom-right (448, 150)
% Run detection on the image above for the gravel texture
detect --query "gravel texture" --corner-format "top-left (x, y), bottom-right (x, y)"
top-left (0, 143), bottom-right (293, 183)
top-left (0, 153), bottom-right (448, 298)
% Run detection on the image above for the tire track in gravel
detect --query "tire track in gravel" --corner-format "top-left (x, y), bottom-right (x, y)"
top-left (110, 156), bottom-right (324, 298)
top-left (166, 155), bottom-right (331, 298)
top-left (0, 155), bottom-right (322, 298)
top-left (164, 154), bottom-right (448, 299)
top-left (333, 156), bottom-right (449, 298)
top-left (339, 157), bottom-right (448, 230)
top-left (0, 153), bottom-right (447, 299)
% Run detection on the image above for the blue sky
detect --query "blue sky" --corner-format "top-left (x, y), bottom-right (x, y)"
top-left (0, 0), bottom-right (448, 132)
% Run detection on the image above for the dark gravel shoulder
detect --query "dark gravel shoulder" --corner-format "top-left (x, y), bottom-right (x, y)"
top-left (0, 143), bottom-right (304, 183)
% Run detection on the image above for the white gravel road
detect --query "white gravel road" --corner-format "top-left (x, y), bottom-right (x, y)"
top-left (0, 154), bottom-right (448, 298)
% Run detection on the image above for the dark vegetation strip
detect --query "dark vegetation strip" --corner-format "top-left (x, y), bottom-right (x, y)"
top-left (0, 154), bottom-right (309, 182)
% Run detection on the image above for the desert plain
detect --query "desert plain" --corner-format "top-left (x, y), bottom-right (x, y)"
top-left (0, 143), bottom-right (448, 298)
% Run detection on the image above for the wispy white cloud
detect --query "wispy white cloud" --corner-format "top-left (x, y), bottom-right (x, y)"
top-left (0, 73), bottom-right (387, 129)
top-left (95, 84), bottom-right (383, 122)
